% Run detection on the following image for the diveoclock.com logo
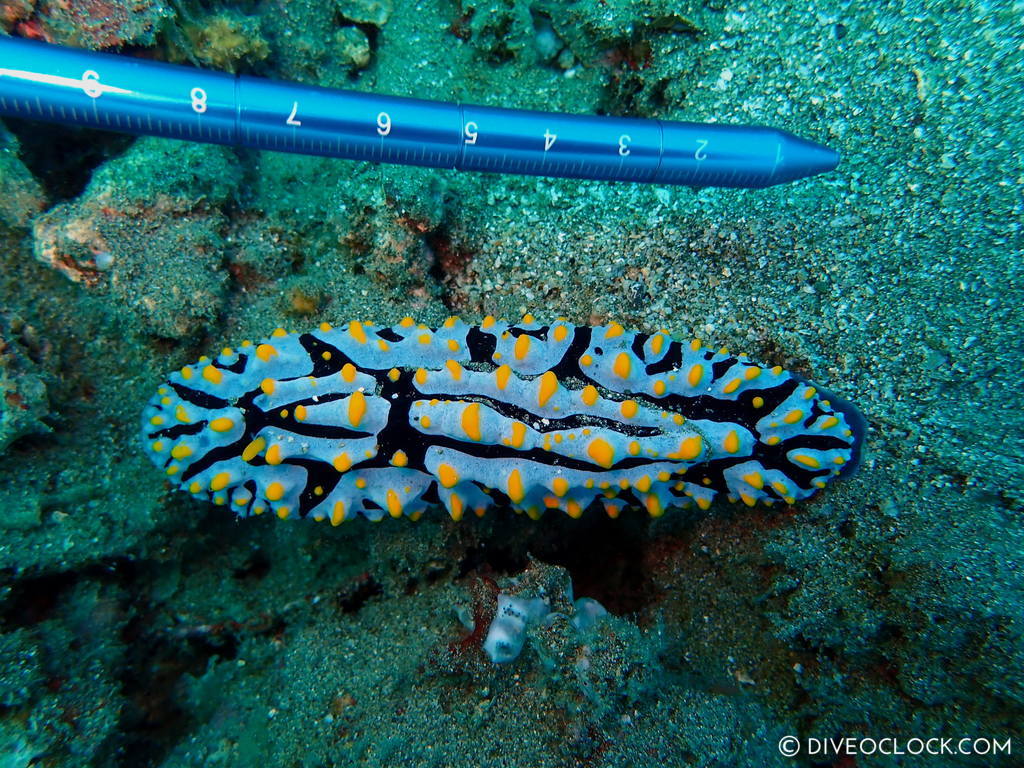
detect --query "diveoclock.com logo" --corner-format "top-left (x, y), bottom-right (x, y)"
top-left (778, 735), bottom-right (1012, 758)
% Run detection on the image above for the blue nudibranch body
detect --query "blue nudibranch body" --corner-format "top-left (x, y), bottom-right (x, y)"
top-left (141, 317), bottom-right (863, 523)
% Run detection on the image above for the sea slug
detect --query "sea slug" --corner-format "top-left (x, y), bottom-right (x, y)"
top-left (484, 595), bottom-right (551, 663)
top-left (141, 316), bottom-right (863, 523)
top-left (482, 594), bottom-right (608, 664)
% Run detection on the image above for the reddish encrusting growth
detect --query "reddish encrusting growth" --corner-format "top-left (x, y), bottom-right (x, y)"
top-left (448, 575), bottom-right (499, 658)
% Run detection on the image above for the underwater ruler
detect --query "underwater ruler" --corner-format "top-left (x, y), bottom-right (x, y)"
top-left (0, 37), bottom-right (838, 188)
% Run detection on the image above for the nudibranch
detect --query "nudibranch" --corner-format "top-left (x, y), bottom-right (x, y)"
top-left (141, 317), bottom-right (863, 523)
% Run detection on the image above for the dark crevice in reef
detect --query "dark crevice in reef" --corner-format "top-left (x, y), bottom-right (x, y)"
top-left (0, 557), bottom-right (138, 630)
top-left (3, 117), bottom-right (134, 201)
top-left (0, 543), bottom-right (255, 768)
top-left (456, 543), bottom-right (529, 581)
top-left (232, 547), bottom-right (272, 582)
top-left (100, 605), bottom-right (242, 768)
top-left (0, 557), bottom-right (223, 768)
top-left (337, 572), bottom-right (383, 613)
top-left (0, 570), bottom-right (67, 629)
top-left (526, 513), bottom-right (656, 617)
top-left (456, 513), bottom-right (659, 618)
top-left (98, 511), bottom-right (288, 767)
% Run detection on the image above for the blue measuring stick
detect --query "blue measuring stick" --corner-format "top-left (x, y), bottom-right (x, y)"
top-left (0, 37), bottom-right (838, 189)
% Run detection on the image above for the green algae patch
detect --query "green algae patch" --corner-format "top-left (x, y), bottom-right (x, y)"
top-left (186, 12), bottom-right (269, 73)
